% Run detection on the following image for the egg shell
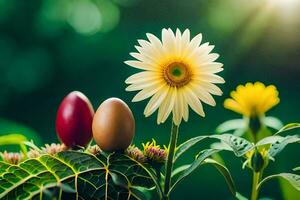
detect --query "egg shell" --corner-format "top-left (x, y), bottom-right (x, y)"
top-left (92, 98), bottom-right (135, 152)
top-left (56, 91), bottom-right (94, 147)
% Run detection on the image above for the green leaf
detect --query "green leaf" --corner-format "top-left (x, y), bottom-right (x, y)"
top-left (293, 167), bottom-right (300, 171)
top-left (0, 162), bottom-right (10, 175)
top-left (209, 134), bottom-right (254, 156)
top-left (233, 128), bottom-right (247, 137)
top-left (202, 158), bottom-right (236, 196)
top-left (0, 134), bottom-right (27, 146)
top-left (175, 134), bottom-right (254, 163)
top-left (235, 192), bottom-right (248, 200)
top-left (256, 135), bottom-right (283, 147)
top-left (258, 173), bottom-right (300, 192)
top-left (0, 151), bottom-right (158, 200)
top-left (130, 186), bottom-right (153, 200)
top-left (171, 165), bottom-right (190, 178)
top-left (275, 123), bottom-right (300, 135)
top-left (263, 116), bottom-right (283, 130)
top-left (0, 119), bottom-right (42, 147)
top-left (268, 135), bottom-right (300, 157)
top-left (216, 119), bottom-right (245, 133)
top-left (169, 149), bottom-right (220, 193)
top-left (172, 157), bottom-right (236, 196)
top-left (256, 135), bottom-right (300, 159)
top-left (0, 134), bottom-right (28, 154)
top-left (210, 142), bottom-right (233, 151)
top-left (174, 136), bottom-right (207, 162)
top-left (279, 177), bottom-right (300, 200)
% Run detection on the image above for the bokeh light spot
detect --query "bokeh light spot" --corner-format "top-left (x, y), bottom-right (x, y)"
top-left (95, 0), bottom-right (120, 33)
top-left (67, 0), bottom-right (102, 35)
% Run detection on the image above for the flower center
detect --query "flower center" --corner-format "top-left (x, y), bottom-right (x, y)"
top-left (163, 62), bottom-right (191, 87)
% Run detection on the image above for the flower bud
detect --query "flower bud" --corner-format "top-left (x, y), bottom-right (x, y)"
top-left (87, 145), bottom-right (101, 155)
top-left (41, 143), bottom-right (67, 155)
top-left (250, 150), bottom-right (265, 172)
top-left (125, 145), bottom-right (146, 163)
top-left (0, 151), bottom-right (24, 164)
top-left (142, 139), bottom-right (168, 169)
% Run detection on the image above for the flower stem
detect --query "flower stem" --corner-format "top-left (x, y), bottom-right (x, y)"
top-left (251, 171), bottom-right (261, 200)
top-left (163, 122), bottom-right (179, 199)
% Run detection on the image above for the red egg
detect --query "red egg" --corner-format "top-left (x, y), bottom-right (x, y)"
top-left (56, 91), bottom-right (94, 147)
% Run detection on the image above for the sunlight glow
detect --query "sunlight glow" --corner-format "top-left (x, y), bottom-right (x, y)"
top-left (267, 0), bottom-right (300, 16)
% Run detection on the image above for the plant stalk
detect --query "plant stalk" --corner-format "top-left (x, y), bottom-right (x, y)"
top-left (250, 171), bottom-right (261, 200)
top-left (163, 122), bottom-right (179, 199)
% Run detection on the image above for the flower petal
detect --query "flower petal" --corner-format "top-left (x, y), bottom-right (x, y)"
top-left (196, 81), bottom-right (223, 96)
top-left (162, 28), bottom-right (176, 54)
top-left (183, 87), bottom-right (205, 117)
top-left (124, 60), bottom-right (156, 71)
top-left (188, 33), bottom-right (202, 51)
top-left (191, 84), bottom-right (216, 106)
top-left (132, 83), bottom-right (164, 102)
top-left (173, 89), bottom-right (185, 125)
top-left (144, 85), bottom-right (169, 117)
top-left (157, 87), bottom-right (176, 124)
top-left (125, 71), bottom-right (159, 84)
top-left (195, 74), bottom-right (225, 84)
top-left (126, 79), bottom-right (163, 91)
top-left (195, 62), bottom-right (223, 74)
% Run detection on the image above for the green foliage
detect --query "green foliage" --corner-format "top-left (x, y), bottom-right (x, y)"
top-left (275, 123), bottom-right (300, 135)
top-left (262, 117), bottom-right (284, 131)
top-left (175, 134), bottom-right (254, 162)
top-left (209, 134), bottom-right (254, 156)
top-left (0, 122), bottom-right (298, 199)
top-left (0, 119), bottom-right (42, 147)
top-left (171, 158), bottom-right (236, 196)
top-left (170, 149), bottom-right (220, 192)
top-left (170, 149), bottom-right (236, 196)
top-left (0, 151), bottom-right (156, 200)
top-left (201, 158), bottom-right (236, 196)
top-left (256, 135), bottom-right (300, 158)
top-left (216, 116), bottom-right (284, 136)
top-left (216, 119), bottom-right (245, 134)
top-left (294, 167), bottom-right (300, 171)
top-left (268, 135), bottom-right (300, 158)
top-left (279, 178), bottom-right (300, 200)
top-left (257, 173), bottom-right (300, 192)
top-left (235, 192), bottom-right (248, 200)
top-left (174, 136), bottom-right (207, 162)
top-left (0, 134), bottom-right (28, 155)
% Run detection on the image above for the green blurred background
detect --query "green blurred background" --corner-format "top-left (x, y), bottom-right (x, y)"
top-left (0, 0), bottom-right (299, 199)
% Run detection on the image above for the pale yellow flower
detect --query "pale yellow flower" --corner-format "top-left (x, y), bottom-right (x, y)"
top-left (224, 82), bottom-right (279, 117)
top-left (125, 28), bottom-right (224, 125)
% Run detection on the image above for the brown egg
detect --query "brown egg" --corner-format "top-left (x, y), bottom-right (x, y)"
top-left (92, 98), bottom-right (135, 152)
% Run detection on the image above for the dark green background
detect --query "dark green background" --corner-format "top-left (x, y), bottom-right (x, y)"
top-left (0, 0), bottom-right (299, 199)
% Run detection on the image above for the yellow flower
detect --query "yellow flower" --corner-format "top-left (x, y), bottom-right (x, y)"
top-left (224, 82), bottom-right (279, 117)
top-left (125, 28), bottom-right (224, 125)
